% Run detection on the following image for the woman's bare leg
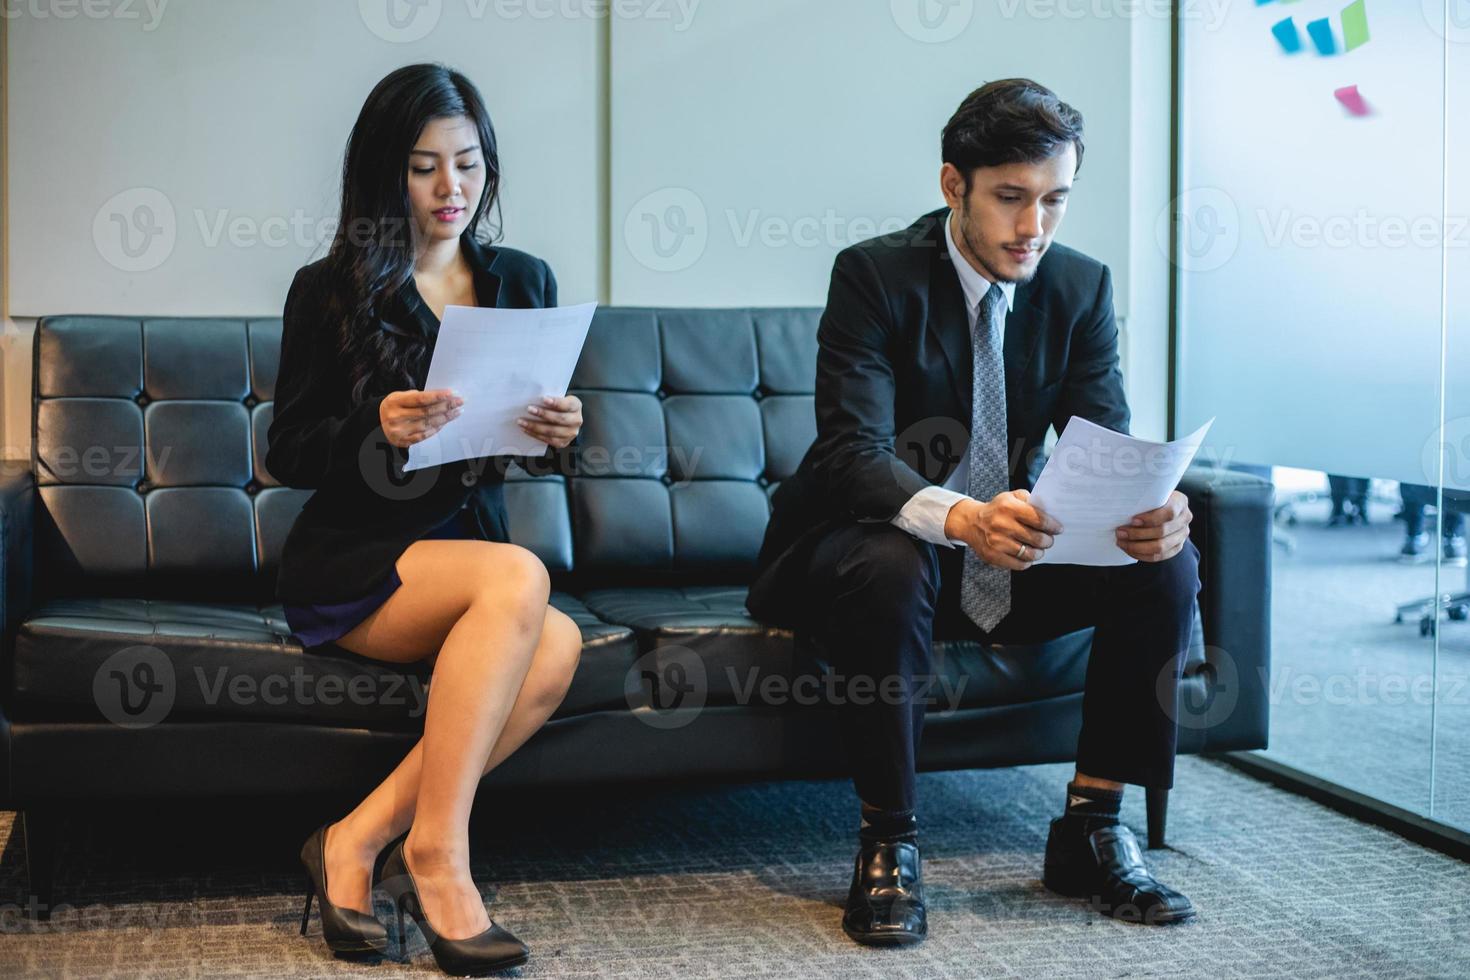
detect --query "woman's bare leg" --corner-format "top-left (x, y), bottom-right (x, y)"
top-left (321, 604), bottom-right (581, 920)
top-left (312, 539), bottom-right (573, 940)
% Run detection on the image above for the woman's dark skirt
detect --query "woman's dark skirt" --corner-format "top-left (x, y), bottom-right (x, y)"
top-left (282, 507), bottom-right (481, 649)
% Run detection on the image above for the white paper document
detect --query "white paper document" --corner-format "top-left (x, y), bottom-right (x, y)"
top-left (1026, 416), bottom-right (1215, 566)
top-left (404, 302), bottom-right (598, 472)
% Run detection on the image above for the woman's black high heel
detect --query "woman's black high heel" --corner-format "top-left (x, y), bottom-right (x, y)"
top-left (380, 838), bottom-right (529, 975)
top-left (298, 822), bottom-right (389, 956)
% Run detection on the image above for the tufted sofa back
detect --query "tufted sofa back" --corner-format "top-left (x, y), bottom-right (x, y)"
top-left (30, 308), bottom-right (822, 601)
top-left (32, 317), bottom-right (298, 603)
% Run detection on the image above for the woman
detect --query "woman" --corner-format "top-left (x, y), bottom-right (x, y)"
top-left (267, 63), bottom-right (583, 976)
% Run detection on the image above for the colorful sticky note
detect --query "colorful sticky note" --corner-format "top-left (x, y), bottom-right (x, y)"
top-left (1334, 85), bottom-right (1371, 117)
top-left (1341, 0), bottom-right (1369, 51)
top-left (1307, 17), bottom-right (1337, 55)
top-left (1272, 17), bottom-right (1302, 53)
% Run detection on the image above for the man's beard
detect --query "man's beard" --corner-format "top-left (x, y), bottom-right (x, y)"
top-left (958, 211), bottom-right (1040, 285)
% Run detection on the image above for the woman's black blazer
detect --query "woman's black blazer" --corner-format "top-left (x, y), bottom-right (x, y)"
top-left (266, 236), bottom-right (560, 605)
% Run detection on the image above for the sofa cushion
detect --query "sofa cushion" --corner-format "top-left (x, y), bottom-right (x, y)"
top-left (580, 585), bottom-right (1107, 714)
top-left (580, 586), bottom-right (794, 710)
top-left (11, 592), bottom-right (635, 729)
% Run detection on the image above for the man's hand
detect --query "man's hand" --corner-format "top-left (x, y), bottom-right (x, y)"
top-left (944, 489), bottom-right (1063, 570)
top-left (1116, 490), bottom-right (1192, 562)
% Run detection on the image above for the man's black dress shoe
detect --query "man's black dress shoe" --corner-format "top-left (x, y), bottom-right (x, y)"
top-left (841, 839), bottom-right (927, 946)
top-left (1042, 819), bottom-right (1195, 925)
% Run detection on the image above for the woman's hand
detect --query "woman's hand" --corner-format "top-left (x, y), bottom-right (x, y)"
top-left (517, 394), bottom-right (582, 449)
top-left (379, 388), bottom-right (463, 448)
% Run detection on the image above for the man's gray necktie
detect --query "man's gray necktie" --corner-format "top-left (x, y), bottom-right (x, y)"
top-left (959, 282), bottom-right (1011, 632)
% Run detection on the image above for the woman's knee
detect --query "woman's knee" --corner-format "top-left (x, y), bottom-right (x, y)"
top-left (529, 607), bottom-right (582, 711)
top-left (466, 543), bottom-right (552, 626)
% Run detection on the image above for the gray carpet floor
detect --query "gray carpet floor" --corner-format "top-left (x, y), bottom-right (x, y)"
top-left (2, 756), bottom-right (1467, 978)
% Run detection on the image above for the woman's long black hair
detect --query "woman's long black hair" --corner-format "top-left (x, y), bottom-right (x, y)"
top-left (325, 63), bottom-right (502, 407)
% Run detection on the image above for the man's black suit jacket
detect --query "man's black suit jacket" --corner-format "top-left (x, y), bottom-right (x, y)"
top-left (746, 207), bottom-right (1130, 627)
top-left (266, 235), bottom-right (561, 605)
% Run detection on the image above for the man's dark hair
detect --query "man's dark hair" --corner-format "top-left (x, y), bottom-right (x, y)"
top-left (942, 79), bottom-right (1084, 184)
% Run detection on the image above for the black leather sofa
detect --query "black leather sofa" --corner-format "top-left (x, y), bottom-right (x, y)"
top-left (0, 309), bottom-right (1272, 917)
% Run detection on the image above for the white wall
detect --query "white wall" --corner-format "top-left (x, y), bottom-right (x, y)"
top-left (611, 0), bottom-right (1134, 308)
top-left (7, 0), bottom-right (603, 316)
top-left (2, 0), bottom-right (1174, 458)
top-left (609, 0), bottom-right (1171, 439)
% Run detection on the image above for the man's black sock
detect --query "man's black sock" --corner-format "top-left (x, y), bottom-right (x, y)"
top-left (858, 801), bottom-right (918, 844)
top-left (1059, 780), bottom-right (1123, 835)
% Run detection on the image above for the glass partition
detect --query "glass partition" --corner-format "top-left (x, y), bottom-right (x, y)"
top-left (1436, 4), bottom-right (1469, 830)
top-left (1176, 1), bottom-right (1461, 828)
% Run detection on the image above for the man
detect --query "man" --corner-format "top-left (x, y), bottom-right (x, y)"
top-left (746, 79), bottom-right (1201, 945)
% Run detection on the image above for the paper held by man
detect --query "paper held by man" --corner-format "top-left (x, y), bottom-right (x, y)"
top-left (1027, 416), bottom-right (1215, 566)
top-left (404, 302), bottom-right (598, 472)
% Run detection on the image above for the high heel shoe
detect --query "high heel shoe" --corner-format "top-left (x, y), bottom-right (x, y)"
top-left (380, 838), bottom-right (529, 975)
top-left (298, 822), bottom-right (389, 956)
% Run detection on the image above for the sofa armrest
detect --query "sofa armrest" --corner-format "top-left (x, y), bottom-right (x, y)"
top-left (1177, 465), bottom-right (1273, 753)
top-left (0, 460), bottom-right (34, 807)
top-left (0, 461), bottom-right (36, 639)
